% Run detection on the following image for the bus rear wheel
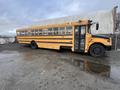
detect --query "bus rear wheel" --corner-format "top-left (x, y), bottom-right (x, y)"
top-left (89, 44), bottom-right (105, 57)
top-left (30, 41), bottom-right (38, 49)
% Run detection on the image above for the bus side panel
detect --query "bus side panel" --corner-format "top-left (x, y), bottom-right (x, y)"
top-left (16, 36), bottom-right (73, 50)
top-left (37, 43), bottom-right (72, 50)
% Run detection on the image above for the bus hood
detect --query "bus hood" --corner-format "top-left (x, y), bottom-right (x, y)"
top-left (92, 34), bottom-right (110, 39)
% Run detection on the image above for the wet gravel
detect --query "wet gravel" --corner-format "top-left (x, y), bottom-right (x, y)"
top-left (0, 43), bottom-right (120, 90)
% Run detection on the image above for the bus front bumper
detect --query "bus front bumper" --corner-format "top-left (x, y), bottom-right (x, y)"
top-left (106, 46), bottom-right (112, 51)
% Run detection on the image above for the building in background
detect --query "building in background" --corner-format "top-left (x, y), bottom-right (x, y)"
top-left (31, 8), bottom-right (115, 35)
top-left (114, 12), bottom-right (120, 50)
top-left (117, 13), bottom-right (120, 31)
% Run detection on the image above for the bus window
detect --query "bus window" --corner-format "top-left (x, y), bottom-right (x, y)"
top-left (59, 27), bottom-right (65, 35)
top-left (20, 32), bottom-right (22, 36)
top-left (35, 30), bottom-right (39, 36)
top-left (42, 30), bottom-right (45, 35)
top-left (27, 31), bottom-right (31, 36)
top-left (66, 26), bottom-right (72, 35)
top-left (20, 31), bottom-right (22, 36)
top-left (31, 30), bottom-right (35, 36)
top-left (53, 27), bottom-right (58, 35)
top-left (43, 29), bottom-right (48, 35)
top-left (45, 30), bottom-right (48, 35)
top-left (25, 31), bottom-right (29, 36)
top-left (24, 31), bottom-right (26, 36)
top-left (48, 28), bottom-right (53, 35)
top-left (39, 30), bottom-right (42, 35)
top-left (21, 31), bottom-right (24, 36)
top-left (17, 32), bottom-right (20, 36)
top-left (19, 32), bottom-right (21, 36)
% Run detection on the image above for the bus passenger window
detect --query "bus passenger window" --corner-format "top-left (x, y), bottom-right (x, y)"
top-left (59, 27), bottom-right (65, 35)
top-left (21, 31), bottom-right (23, 36)
top-left (66, 26), bottom-right (72, 35)
top-left (24, 31), bottom-right (26, 36)
top-left (39, 30), bottom-right (42, 35)
top-left (31, 30), bottom-right (35, 36)
top-left (19, 32), bottom-right (21, 36)
top-left (20, 31), bottom-right (22, 36)
top-left (17, 32), bottom-right (20, 36)
top-left (45, 30), bottom-right (48, 35)
top-left (35, 30), bottom-right (39, 36)
top-left (25, 31), bottom-right (28, 36)
top-left (42, 30), bottom-right (45, 35)
top-left (43, 29), bottom-right (48, 35)
top-left (48, 28), bottom-right (52, 35)
top-left (28, 31), bottom-right (31, 36)
top-left (53, 28), bottom-right (58, 35)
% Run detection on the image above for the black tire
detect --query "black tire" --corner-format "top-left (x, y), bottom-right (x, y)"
top-left (30, 41), bottom-right (38, 49)
top-left (89, 44), bottom-right (105, 57)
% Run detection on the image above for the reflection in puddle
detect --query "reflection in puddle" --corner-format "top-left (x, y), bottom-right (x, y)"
top-left (70, 58), bottom-right (120, 82)
top-left (72, 59), bottom-right (110, 77)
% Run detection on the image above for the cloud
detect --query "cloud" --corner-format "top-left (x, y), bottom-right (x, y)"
top-left (0, 0), bottom-right (120, 36)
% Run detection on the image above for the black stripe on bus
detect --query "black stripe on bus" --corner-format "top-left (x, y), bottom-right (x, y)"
top-left (19, 41), bottom-right (72, 44)
top-left (17, 34), bottom-right (72, 37)
top-left (37, 41), bottom-right (72, 44)
top-left (18, 38), bottom-right (72, 40)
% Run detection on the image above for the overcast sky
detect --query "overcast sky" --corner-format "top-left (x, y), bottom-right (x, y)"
top-left (0, 0), bottom-right (120, 36)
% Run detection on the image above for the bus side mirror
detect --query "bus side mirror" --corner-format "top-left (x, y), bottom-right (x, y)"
top-left (96, 23), bottom-right (99, 30)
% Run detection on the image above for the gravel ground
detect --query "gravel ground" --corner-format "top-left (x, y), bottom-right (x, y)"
top-left (0, 44), bottom-right (120, 90)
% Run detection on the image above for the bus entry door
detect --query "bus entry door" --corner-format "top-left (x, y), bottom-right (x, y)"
top-left (74, 26), bottom-right (86, 52)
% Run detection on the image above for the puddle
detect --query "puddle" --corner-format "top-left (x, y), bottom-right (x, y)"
top-left (69, 58), bottom-right (120, 83)
top-left (72, 59), bottom-right (110, 77)
top-left (60, 58), bottom-right (111, 77)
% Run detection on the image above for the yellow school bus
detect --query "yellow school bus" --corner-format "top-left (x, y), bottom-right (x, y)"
top-left (16, 20), bottom-right (112, 57)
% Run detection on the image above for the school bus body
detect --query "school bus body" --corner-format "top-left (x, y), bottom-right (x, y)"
top-left (16, 20), bottom-right (112, 57)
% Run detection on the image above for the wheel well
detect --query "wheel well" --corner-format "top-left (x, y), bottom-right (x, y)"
top-left (31, 40), bottom-right (36, 44)
top-left (31, 40), bottom-right (38, 46)
top-left (60, 46), bottom-right (72, 50)
top-left (89, 43), bottom-right (106, 52)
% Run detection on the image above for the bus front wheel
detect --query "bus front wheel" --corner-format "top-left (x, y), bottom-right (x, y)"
top-left (89, 44), bottom-right (105, 57)
top-left (30, 41), bottom-right (38, 49)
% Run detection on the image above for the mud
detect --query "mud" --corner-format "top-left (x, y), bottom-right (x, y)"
top-left (0, 44), bottom-right (120, 90)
